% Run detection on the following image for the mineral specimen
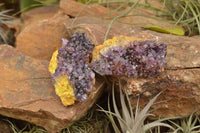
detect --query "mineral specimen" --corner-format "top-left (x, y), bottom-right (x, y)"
top-left (49, 34), bottom-right (166, 106)
top-left (49, 33), bottom-right (95, 106)
top-left (92, 36), bottom-right (167, 77)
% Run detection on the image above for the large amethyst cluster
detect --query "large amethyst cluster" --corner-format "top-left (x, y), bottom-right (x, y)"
top-left (92, 40), bottom-right (167, 77)
top-left (52, 33), bottom-right (95, 101)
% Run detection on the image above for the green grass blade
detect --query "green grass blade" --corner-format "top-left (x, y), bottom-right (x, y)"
top-left (188, 1), bottom-right (200, 34)
top-left (104, 0), bottom-right (140, 41)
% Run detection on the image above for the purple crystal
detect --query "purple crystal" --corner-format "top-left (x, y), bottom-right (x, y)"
top-left (92, 40), bottom-right (167, 77)
top-left (52, 33), bottom-right (95, 101)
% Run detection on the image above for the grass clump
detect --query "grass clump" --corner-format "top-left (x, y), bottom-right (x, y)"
top-left (62, 106), bottom-right (110, 133)
top-left (91, 0), bottom-right (200, 36)
top-left (20, 0), bottom-right (59, 13)
top-left (162, 0), bottom-right (200, 36)
top-left (4, 119), bottom-right (47, 133)
top-left (0, 3), bottom-right (13, 44)
top-left (169, 113), bottom-right (200, 133)
top-left (98, 81), bottom-right (175, 133)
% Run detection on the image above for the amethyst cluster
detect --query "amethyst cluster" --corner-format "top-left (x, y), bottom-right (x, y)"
top-left (92, 40), bottom-right (167, 77)
top-left (52, 33), bottom-right (95, 101)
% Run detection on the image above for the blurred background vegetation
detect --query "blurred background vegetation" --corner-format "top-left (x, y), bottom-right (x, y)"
top-left (0, 0), bottom-right (59, 13)
top-left (1, 0), bottom-right (200, 43)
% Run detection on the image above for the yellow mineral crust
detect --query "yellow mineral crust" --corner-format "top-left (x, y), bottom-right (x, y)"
top-left (54, 75), bottom-right (76, 106)
top-left (92, 36), bottom-right (146, 61)
top-left (49, 50), bottom-right (76, 106)
top-left (49, 50), bottom-right (58, 74)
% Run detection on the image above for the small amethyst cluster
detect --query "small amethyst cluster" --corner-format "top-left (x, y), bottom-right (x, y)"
top-left (92, 40), bottom-right (167, 77)
top-left (52, 33), bottom-right (95, 101)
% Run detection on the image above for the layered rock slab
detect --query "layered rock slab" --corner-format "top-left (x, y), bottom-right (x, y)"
top-left (21, 6), bottom-right (59, 26)
top-left (119, 32), bottom-right (200, 118)
top-left (16, 11), bottom-right (69, 60)
top-left (60, 0), bottom-right (119, 18)
top-left (67, 23), bottom-right (200, 118)
top-left (0, 45), bottom-right (105, 132)
top-left (16, 14), bottom-right (122, 61)
top-left (66, 23), bottom-right (200, 118)
top-left (13, 3), bottom-right (200, 119)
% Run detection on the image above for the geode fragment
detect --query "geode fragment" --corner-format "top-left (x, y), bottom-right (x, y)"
top-left (49, 32), bottom-right (95, 106)
top-left (92, 36), bottom-right (167, 77)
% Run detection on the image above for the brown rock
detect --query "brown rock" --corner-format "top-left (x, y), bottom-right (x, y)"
top-left (0, 45), bottom-right (105, 132)
top-left (9, 6), bottom-right (59, 40)
top-left (16, 11), bottom-right (69, 60)
top-left (66, 22), bottom-right (200, 118)
top-left (65, 21), bottom-right (200, 118)
top-left (16, 15), bottom-right (125, 60)
top-left (122, 68), bottom-right (200, 118)
top-left (60, 0), bottom-right (119, 18)
top-left (67, 22), bottom-right (200, 119)
top-left (118, 31), bottom-right (200, 118)
top-left (127, 30), bottom-right (200, 68)
top-left (66, 24), bottom-right (121, 45)
top-left (67, 21), bottom-right (200, 118)
top-left (21, 6), bottom-right (59, 26)
top-left (60, 0), bottom-right (179, 30)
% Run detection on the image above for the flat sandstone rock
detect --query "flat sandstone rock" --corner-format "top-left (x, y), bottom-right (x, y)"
top-left (0, 45), bottom-right (105, 132)
top-left (16, 11), bottom-right (69, 60)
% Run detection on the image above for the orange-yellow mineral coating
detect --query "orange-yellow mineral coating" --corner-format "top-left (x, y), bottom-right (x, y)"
top-left (49, 50), bottom-right (76, 106)
top-left (49, 50), bottom-right (58, 74)
top-left (92, 36), bottom-right (146, 61)
top-left (54, 75), bottom-right (76, 106)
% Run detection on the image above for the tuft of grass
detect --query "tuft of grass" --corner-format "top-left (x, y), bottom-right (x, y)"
top-left (91, 0), bottom-right (200, 36)
top-left (169, 113), bottom-right (200, 133)
top-left (19, 0), bottom-right (59, 13)
top-left (0, 3), bottom-right (13, 44)
top-left (4, 119), bottom-right (47, 133)
top-left (162, 0), bottom-right (200, 36)
top-left (98, 81), bottom-right (175, 133)
top-left (62, 106), bottom-right (110, 133)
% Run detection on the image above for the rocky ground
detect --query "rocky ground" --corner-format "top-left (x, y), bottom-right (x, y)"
top-left (0, 0), bottom-right (200, 132)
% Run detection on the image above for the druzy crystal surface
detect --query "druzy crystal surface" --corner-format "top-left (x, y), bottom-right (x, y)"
top-left (49, 34), bottom-right (167, 106)
top-left (92, 36), bottom-right (167, 77)
top-left (52, 33), bottom-right (95, 102)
